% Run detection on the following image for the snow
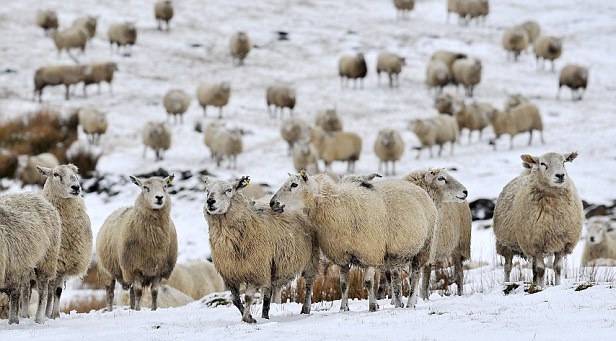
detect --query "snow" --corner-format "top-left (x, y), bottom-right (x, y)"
top-left (2, 0), bottom-right (616, 339)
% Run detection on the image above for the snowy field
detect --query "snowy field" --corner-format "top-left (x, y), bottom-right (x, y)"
top-left (1, 0), bottom-right (616, 339)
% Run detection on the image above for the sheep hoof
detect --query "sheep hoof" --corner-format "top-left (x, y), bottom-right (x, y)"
top-left (300, 306), bottom-right (311, 314)
top-left (242, 315), bottom-right (257, 324)
top-left (369, 302), bottom-right (378, 312)
top-left (339, 305), bottom-right (350, 312)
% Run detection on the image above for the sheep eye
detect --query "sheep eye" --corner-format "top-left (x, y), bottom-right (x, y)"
top-left (53, 172), bottom-right (60, 178)
top-left (225, 188), bottom-right (232, 194)
top-left (290, 183), bottom-right (298, 188)
top-left (608, 228), bottom-right (614, 233)
top-left (437, 176), bottom-right (447, 183)
top-left (540, 162), bottom-right (548, 169)
top-left (143, 186), bottom-right (150, 192)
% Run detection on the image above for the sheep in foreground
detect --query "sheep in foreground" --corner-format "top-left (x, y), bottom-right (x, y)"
top-left (18, 152), bottom-right (59, 187)
top-left (196, 82), bottom-right (231, 118)
top-left (426, 59), bottom-right (451, 94)
top-left (581, 218), bottom-right (616, 266)
top-left (266, 84), bottom-right (296, 119)
top-left (36, 9), bottom-right (58, 35)
top-left (38, 164), bottom-right (92, 319)
top-left (455, 101), bottom-right (492, 142)
top-left (211, 127), bottom-right (243, 168)
top-left (374, 128), bottom-right (404, 176)
top-left (83, 62), bottom-right (118, 97)
top-left (142, 121), bottom-right (172, 161)
top-left (97, 175), bottom-right (177, 311)
top-left (408, 114), bottom-right (458, 159)
top-left (155, 0), bottom-right (174, 31)
top-left (229, 31), bottom-right (251, 66)
top-left (78, 108), bottom-right (108, 145)
top-left (503, 93), bottom-right (529, 112)
top-left (33, 64), bottom-right (90, 102)
top-left (315, 108), bottom-right (342, 133)
top-left (534, 36), bottom-right (563, 71)
top-left (434, 92), bottom-right (464, 115)
top-left (163, 89), bottom-right (191, 124)
top-left (0, 192), bottom-right (61, 324)
top-left (204, 176), bottom-right (319, 323)
top-left (203, 121), bottom-right (225, 159)
top-left (311, 126), bottom-right (362, 172)
top-left (292, 139), bottom-right (319, 174)
top-left (338, 53), bottom-right (368, 89)
top-left (108, 22), bottom-right (137, 55)
top-left (452, 57), bottom-right (482, 97)
top-left (520, 20), bottom-right (541, 46)
top-left (493, 152), bottom-right (583, 289)
top-left (502, 26), bottom-right (529, 61)
top-left (558, 64), bottom-right (588, 101)
top-left (51, 27), bottom-right (88, 59)
top-left (280, 117), bottom-right (311, 154)
top-left (487, 103), bottom-right (544, 150)
top-left (376, 51), bottom-right (405, 88)
top-left (393, 0), bottom-right (414, 18)
top-left (72, 16), bottom-right (98, 39)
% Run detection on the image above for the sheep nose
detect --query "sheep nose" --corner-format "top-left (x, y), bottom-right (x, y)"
top-left (269, 199), bottom-right (276, 208)
top-left (590, 236), bottom-right (595, 243)
top-left (555, 173), bottom-right (565, 181)
top-left (155, 195), bottom-right (164, 203)
top-left (207, 198), bottom-right (216, 206)
top-left (71, 185), bottom-right (81, 192)
top-left (463, 190), bottom-right (468, 197)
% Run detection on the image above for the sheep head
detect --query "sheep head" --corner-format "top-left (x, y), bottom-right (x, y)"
top-left (520, 152), bottom-right (577, 188)
top-left (203, 176), bottom-right (250, 215)
top-left (38, 164), bottom-right (82, 198)
top-left (424, 168), bottom-right (468, 203)
top-left (130, 175), bottom-right (173, 210)
top-left (585, 219), bottom-right (612, 245)
top-left (270, 170), bottom-right (311, 213)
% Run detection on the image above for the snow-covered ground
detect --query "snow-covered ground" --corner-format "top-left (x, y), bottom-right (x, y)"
top-left (1, 0), bottom-right (616, 339)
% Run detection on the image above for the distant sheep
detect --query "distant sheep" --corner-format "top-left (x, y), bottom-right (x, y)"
top-left (211, 127), bottom-right (243, 168)
top-left (83, 62), bottom-right (118, 97)
top-left (487, 103), bottom-right (544, 150)
top-left (430, 50), bottom-right (467, 74)
top-left (456, 0), bottom-right (488, 25)
top-left (338, 53), bottom-right (368, 89)
top-left (534, 36), bottom-right (562, 71)
top-left (72, 16), bottom-right (98, 39)
top-left (408, 114), bottom-right (458, 158)
top-left (196, 82), bottom-right (231, 118)
top-left (280, 117), bottom-right (311, 154)
top-left (503, 93), bottom-right (529, 112)
top-left (51, 27), bottom-right (88, 58)
top-left (373, 128), bottom-right (404, 175)
top-left (108, 22), bottom-right (137, 54)
top-left (434, 92), bottom-right (464, 115)
top-left (581, 218), bottom-right (616, 266)
top-left (502, 26), bottom-right (529, 61)
top-left (36, 9), bottom-right (58, 35)
top-left (520, 20), bottom-right (541, 45)
top-left (393, 0), bottom-right (414, 18)
top-left (311, 126), bottom-right (362, 172)
top-left (292, 139), bottom-right (320, 174)
top-left (376, 51), bottom-right (405, 88)
top-left (229, 31), bottom-right (251, 66)
top-left (266, 84), bottom-right (296, 119)
top-left (163, 89), bottom-right (191, 124)
top-left (142, 121), bottom-right (172, 161)
top-left (315, 108), bottom-right (342, 133)
top-left (426, 59), bottom-right (451, 94)
top-left (203, 121), bottom-right (225, 159)
top-left (558, 64), bottom-right (588, 101)
top-left (452, 57), bottom-right (482, 97)
top-left (18, 152), bottom-right (59, 187)
top-left (78, 107), bottom-right (108, 145)
top-left (155, 0), bottom-right (174, 31)
top-left (33, 65), bottom-right (91, 102)
top-left (455, 101), bottom-right (492, 142)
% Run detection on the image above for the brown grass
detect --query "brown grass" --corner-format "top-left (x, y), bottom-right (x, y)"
top-left (61, 292), bottom-right (107, 314)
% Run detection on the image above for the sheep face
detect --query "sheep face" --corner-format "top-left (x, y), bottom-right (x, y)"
top-left (38, 164), bottom-right (82, 198)
top-left (377, 129), bottom-right (396, 148)
top-left (270, 171), bottom-right (310, 213)
top-left (521, 152), bottom-right (577, 188)
top-left (130, 175), bottom-right (174, 210)
top-left (585, 221), bottom-right (612, 245)
top-left (203, 176), bottom-right (250, 215)
top-left (424, 168), bottom-right (468, 203)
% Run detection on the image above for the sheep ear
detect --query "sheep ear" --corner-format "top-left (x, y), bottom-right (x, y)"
top-left (235, 176), bottom-right (250, 190)
top-left (68, 164), bottom-right (79, 174)
top-left (37, 166), bottom-right (52, 177)
top-left (520, 154), bottom-right (538, 168)
top-left (165, 174), bottom-right (175, 185)
top-left (298, 169), bottom-right (309, 182)
top-left (425, 168), bottom-right (439, 182)
top-left (130, 175), bottom-right (142, 187)
top-left (564, 152), bottom-right (578, 163)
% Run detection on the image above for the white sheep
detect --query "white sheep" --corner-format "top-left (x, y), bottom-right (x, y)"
top-left (452, 57), bottom-right (482, 97)
top-left (38, 164), bottom-right (92, 319)
top-left (503, 93), bottom-right (529, 112)
top-left (493, 152), bottom-right (584, 289)
top-left (96, 175), bottom-right (177, 311)
top-left (430, 50), bottom-right (468, 73)
top-left (78, 107), bottom-right (108, 145)
top-left (408, 114), bottom-right (459, 159)
top-left (373, 128), bottom-right (404, 176)
top-left (142, 121), bottom-right (172, 161)
top-left (338, 53), bottom-right (368, 89)
top-left (108, 22), bottom-right (137, 55)
top-left (196, 82), bottom-right (231, 118)
top-left (315, 108), bottom-right (342, 133)
top-left (581, 218), bottom-right (616, 266)
top-left (558, 64), bottom-right (588, 101)
top-left (36, 9), bottom-right (58, 35)
top-left (434, 92), bottom-right (464, 115)
top-left (311, 126), bottom-right (362, 172)
top-left (204, 176), bottom-right (320, 323)
top-left (376, 51), bottom-right (405, 88)
top-left (72, 16), bottom-right (98, 39)
top-left (229, 31), bottom-right (251, 66)
top-left (34, 64), bottom-right (91, 102)
top-left (18, 152), bottom-right (59, 187)
top-left (211, 127), bottom-right (243, 169)
top-left (520, 20), bottom-right (541, 46)
top-left (292, 138), bottom-right (320, 174)
top-left (163, 89), bottom-right (191, 124)
top-left (51, 27), bottom-right (88, 59)
top-left (487, 103), bottom-right (544, 150)
top-left (154, 0), bottom-right (174, 31)
top-left (203, 121), bottom-right (225, 159)
top-left (455, 101), bottom-right (492, 143)
top-left (83, 62), bottom-right (118, 97)
top-left (534, 36), bottom-right (563, 71)
top-left (280, 117), bottom-right (311, 155)
top-left (266, 84), bottom-right (296, 119)
top-left (392, 0), bottom-right (414, 18)
top-left (426, 59), bottom-right (451, 94)
top-left (502, 26), bottom-right (529, 61)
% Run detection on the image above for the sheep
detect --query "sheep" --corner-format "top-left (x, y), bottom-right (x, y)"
top-left (72, 16), bottom-right (98, 39)
top-left (36, 9), bottom-right (59, 35)
top-left (211, 127), bottom-right (243, 168)
top-left (38, 164), bottom-right (92, 319)
top-left (18, 152), bottom-right (59, 187)
top-left (33, 64), bottom-right (91, 102)
top-left (581, 218), bottom-right (616, 266)
top-left (393, 0), bottom-right (414, 18)
top-left (426, 59), bottom-right (451, 94)
top-left (456, 0), bottom-right (487, 25)
top-left (280, 117), bottom-right (311, 155)
top-left (96, 175), bottom-right (177, 311)
top-left (229, 31), bottom-right (251, 66)
top-left (51, 27), bottom-right (88, 59)
top-left (120, 284), bottom-right (192, 308)
top-left (204, 176), bottom-right (320, 323)
top-left (503, 93), bottom-right (529, 112)
top-left (266, 84), bottom-right (296, 119)
top-left (403, 168), bottom-right (471, 298)
top-left (452, 57), bottom-right (482, 97)
top-left (292, 138), bottom-right (320, 174)
top-left (203, 121), bottom-right (225, 159)
top-left (502, 26), bottom-right (529, 61)
top-left (242, 183), bottom-right (268, 201)
top-left (0, 192), bottom-right (61, 324)
top-left (520, 20), bottom-right (541, 46)
top-left (487, 102), bottom-right (544, 150)
top-left (376, 51), bottom-right (405, 88)
top-left (310, 126), bottom-right (362, 173)
top-left (338, 53), bottom-right (368, 89)
top-left (455, 101), bottom-right (493, 142)
top-left (373, 128), bottom-right (404, 176)
top-left (78, 108), bottom-right (108, 145)
top-left (155, 0), bottom-right (174, 31)
top-left (493, 152), bottom-right (584, 289)
top-left (434, 92), bottom-right (464, 115)
top-left (142, 121), bottom-right (172, 161)
top-left (163, 89), bottom-right (191, 124)
top-left (430, 50), bottom-right (467, 74)
top-left (408, 114), bottom-right (458, 159)
top-left (558, 64), bottom-right (589, 101)
top-left (83, 62), bottom-right (118, 97)
top-left (196, 82), bottom-right (231, 118)
top-left (534, 36), bottom-right (563, 71)
top-left (315, 108), bottom-right (343, 133)
top-left (108, 22), bottom-right (137, 55)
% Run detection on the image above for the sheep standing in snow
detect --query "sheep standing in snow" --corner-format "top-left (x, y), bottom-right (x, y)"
top-left (455, 101), bottom-right (492, 142)
top-left (51, 27), bottom-right (88, 60)
top-left (338, 53), bottom-right (368, 89)
top-left (315, 108), bottom-right (342, 133)
top-left (83, 62), bottom-right (118, 97)
top-left (502, 26), bottom-right (529, 61)
top-left (434, 92), bottom-right (464, 115)
top-left (431, 50), bottom-right (468, 73)
top-left (72, 16), bottom-right (98, 39)
top-left (581, 218), bottom-right (616, 266)
top-left (142, 121), bottom-right (172, 161)
top-left (311, 126), bottom-right (362, 172)
top-left (493, 152), bottom-right (583, 289)
top-left (280, 117), bottom-right (311, 155)
top-left (373, 128), bottom-right (404, 175)
top-left (292, 138), bottom-right (320, 174)
top-left (534, 36), bottom-right (562, 71)
top-left (504, 93), bottom-right (529, 112)
top-left (108, 22), bottom-right (137, 55)
top-left (34, 64), bottom-right (91, 102)
top-left (487, 102), bottom-right (544, 150)
top-left (96, 175), bottom-right (177, 311)
top-left (163, 89), bottom-right (191, 124)
top-left (376, 51), bottom-right (405, 88)
top-left (78, 108), bottom-right (108, 145)
top-left (452, 57), bottom-right (482, 97)
top-left (393, 0), bottom-right (414, 18)
top-left (408, 115), bottom-right (458, 158)
top-left (196, 82), bottom-right (231, 118)
top-left (211, 127), bottom-right (243, 168)
top-left (266, 84), bottom-right (296, 119)
top-left (229, 31), bottom-right (251, 66)
top-left (203, 121), bottom-right (225, 159)
top-left (36, 9), bottom-right (58, 35)
top-left (426, 59), bottom-right (451, 94)
top-left (558, 64), bottom-right (588, 101)
top-left (520, 20), bottom-right (541, 46)
top-left (18, 152), bottom-right (59, 187)
top-left (155, 0), bottom-right (174, 31)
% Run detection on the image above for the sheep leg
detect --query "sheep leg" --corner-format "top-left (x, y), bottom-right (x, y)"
top-left (129, 286), bottom-right (136, 309)
top-left (503, 251), bottom-right (513, 283)
top-left (509, 135), bottom-right (514, 150)
top-left (242, 284), bottom-right (257, 323)
top-left (527, 130), bottom-right (533, 146)
top-left (453, 253), bottom-right (464, 296)
top-left (553, 252), bottom-right (563, 286)
top-left (390, 269), bottom-right (404, 308)
top-left (406, 257), bottom-right (421, 308)
top-left (64, 84), bottom-right (70, 100)
top-left (364, 267), bottom-right (378, 312)
top-left (218, 107), bottom-right (223, 119)
top-left (105, 279), bottom-right (116, 311)
top-left (45, 281), bottom-right (54, 317)
top-left (34, 279), bottom-right (49, 323)
top-left (133, 279), bottom-right (144, 311)
top-left (339, 265), bottom-right (350, 312)
top-left (19, 281), bottom-right (32, 318)
top-left (229, 283), bottom-right (245, 315)
top-left (388, 74), bottom-right (393, 88)
top-left (420, 265), bottom-right (431, 300)
top-left (532, 255), bottom-right (545, 289)
top-left (150, 278), bottom-right (160, 311)
top-left (8, 287), bottom-right (20, 324)
top-left (438, 144), bottom-right (444, 157)
top-left (261, 286), bottom-right (272, 319)
top-left (50, 276), bottom-right (63, 319)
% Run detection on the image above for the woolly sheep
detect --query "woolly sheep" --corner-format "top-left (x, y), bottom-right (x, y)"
top-left (204, 176), bottom-right (319, 323)
top-left (120, 284), bottom-right (192, 308)
top-left (376, 51), bottom-right (405, 88)
top-left (97, 175), bottom-right (177, 311)
top-left (51, 27), bottom-right (88, 58)
top-left (487, 102), bottom-right (544, 150)
top-left (72, 16), bottom-right (98, 39)
top-left (338, 53), bottom-right (368, 89)
top-left (426, 59), bottom-right (450, 94)
top-left (502, 26), bottom-right (529, 61)
top-left (211, 127), bottom-right (243, 169)
top-left (581, 218), bottom-right (616, 266)
top-left (292, 139), bottom-right (320, 174)
top-left (34, 64), bottom-right (91, 102)
top-left (393, 0), bottom-right (414, 18)
top-left (455, 101), bottom-right (492, 142)
top-left (266, 84), bottom-right (296, 119)
top-left (373, 128), bottom-right (404, 176)
top-left (520, 20), bottom-right (541, 45)
top-left (558, 64), bottom-right (588, 101)
top-left (456, 0), bottom-right (488, 25)
top-left (493, 152), bottom-right (583, 289)
top-left (408, 114), bottom-right (458, 159)
top-left (452, 57), bottom-right (482, 97)
top-left (315, 108), bottom-right (342, 133)
top-left (163, 89), bottom-right (191, 124)
top-left (108, 22), bottom-right (137, 54)
top-left (203, 121), bottom-right (225, 159)
top-left (38, 164), bottom-right (92, 319)
top-left (311, 126), bottom-right (362, 172)
top-left (534, 36), bottom-right (563, 71)
top-left (431, 50), bottom-right (467, 74)
top-left (280, 117), bottom-right (311, 155)
top-left (434, 92), bottom-right (464, 115)
top-left (155, 0), bottom-right (174, 31)
top-left (0, 192), bottom-right (61, 324)
top-left (196, 82), bottom-right (231, 118)
top-left (36, 9), bottom-right (58, 35)
top-left (18, 152), bottom-right (59, 187)
top-left (142, 121), bottom-right (172, 161)
top-left (83, 62), bottom-right (118, 97)
top-left (78, 108), bottom-right (108, 145)
top-left (229, 31), bottom-right (251, 66)
top-left (503, 93), bottom-right (529, 112)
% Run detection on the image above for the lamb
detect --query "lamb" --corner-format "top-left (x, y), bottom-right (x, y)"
top-left (203, 121), bottom-right (225, 159)
top-left (163, 89), bottom-right (191, 124)
top-left (18, 152), bottom-right (59, 187)
top-left (315, 108), bottom-right (343, 133)
top-left (434, 92), bottom-right (464, 115)
top-left (33, 64), bottom-right (91, 102)
top-left (196, 82), bottom-right (231, 118)
top-left (142, 121), bottom-right (172, 161)
top-left (408, 114), bottom-right (458, 159)
top-left (108, 22), bottom-right (137, 54)
top-left (36, 9), bottom-right (59, 35)
top-left (38, 164), bottom-right (92, 319)
top-left (96, 175), bottom-right (177, 311)
top-left (376, 51), bottom-right (405, 88)
top-left (211, 127), bottom-right (243, 169)
top-left (204, 176), bottom-right (320, 323)
top-left (520, 20), bottom-right (541, 46)
top-left (338, 53), bottom-right (368, 89)
top-left (51, 27), bottom-right (88, 58)
top-left (78, 108), bottom-right (108, 145)
top-left (503, 93), bottom-right (529, 112)
top-left (452, 57), bottom-right (482, 97)
top-left (311, 126), bottom-right (362, 172)
top-left (426, 59), bottom-right (451, 94)
top-left (373, 128), bottom-right (404, 176)
top-left (393, 0), bottom-right (414, 18)
top-left (0, 192), bottom-right (61, 324)
top-left (83, 62), bottom-right (118, 97)
top-left (266, 84), bottom-right (296, 119)
top-left (455, 101), bottom-right (492, 142)
top-left (229, 31), bottom-right (251, 66)
top-left (534, 36), bottom-right (563, 71)
top-left (72, 16), bottom-right (98, 39)
top-left (502, 26), bottom-right (529, 61)
top-left (493, 152), bottom-right (584, 289)
top-left (155, 0), bottom-right (174, 31)
top-left (280, 117), bottom-right (311, 154)
top-left (292, 139), bottom-right (320, 174)
top-left (581, 218), bottom-right (616, 266)
top-left (487, 102), bottom-right (544, 150)
top-left (558, 64), bottom-right (588, 101)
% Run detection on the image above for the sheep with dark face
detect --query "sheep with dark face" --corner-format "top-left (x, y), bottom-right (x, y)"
top-left (558, 64), bottom-right (588, 101)
top-left (338, 53), bottom-right (368, 89)
top-left (155, 0), bottom-right (174, 31)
